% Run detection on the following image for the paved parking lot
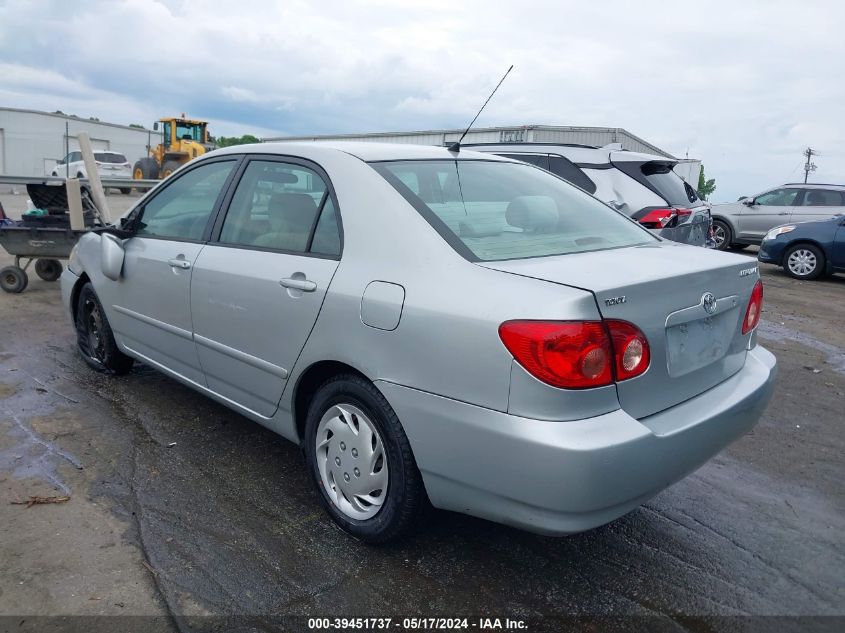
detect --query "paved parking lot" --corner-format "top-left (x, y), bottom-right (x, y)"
top-left (1, 192), bottom-right (843, 628)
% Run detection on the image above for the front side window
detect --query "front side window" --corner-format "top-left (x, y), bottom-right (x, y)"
top-left (136, 160), bottom-right (235, 240)
top-left (373, 160), bottom-right (655, 262)
top-left (801, 189), bottom-right (845, 206)
top-left (219, 160), bottom-right (341, 256)
top-left (755, 188), bottom-right (799, 206)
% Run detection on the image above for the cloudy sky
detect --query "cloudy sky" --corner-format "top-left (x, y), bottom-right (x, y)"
top-left (1, 0), bottom-right (843, 201)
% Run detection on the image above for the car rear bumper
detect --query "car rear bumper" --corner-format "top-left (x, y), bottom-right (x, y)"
top-left (376, 345), bottom-right (777, 535)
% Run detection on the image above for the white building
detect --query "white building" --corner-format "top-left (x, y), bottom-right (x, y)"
top-left (265, 124), bottom-right (701, 183)
top-left (0, 107), bottom-right (162, 181)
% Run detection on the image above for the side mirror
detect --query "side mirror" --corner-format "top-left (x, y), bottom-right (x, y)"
top-left (153, 122), bottom-right (159, 131)
top-left (742, 197), bottom-right (755, 206)
top-left (100, 233), bottom-right (125, 281)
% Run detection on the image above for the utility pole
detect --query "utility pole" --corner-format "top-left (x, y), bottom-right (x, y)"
top-left (803, 147), bottom-right (817, 183)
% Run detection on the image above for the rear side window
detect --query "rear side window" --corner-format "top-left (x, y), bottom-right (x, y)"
top-left (218, 160), bottom-right (341, 256)
top-left (616, 161), bottom-right (699, 206)
top-left (497, 153), bottom-right (597, 194)
top-left (373, 160), bottom-right (654, 262)
top-left (801, 189), bottom-right (845, 206)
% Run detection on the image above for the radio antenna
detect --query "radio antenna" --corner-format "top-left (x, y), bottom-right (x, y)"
top-left (448, 65), bottom-right (513, 153)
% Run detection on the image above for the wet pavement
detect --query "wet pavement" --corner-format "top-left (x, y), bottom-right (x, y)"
top-left (0, 200), bottom-right (843, 629)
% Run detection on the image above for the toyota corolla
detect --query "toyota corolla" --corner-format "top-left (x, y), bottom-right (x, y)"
top-left (61, 143), bottom-right (776, 542)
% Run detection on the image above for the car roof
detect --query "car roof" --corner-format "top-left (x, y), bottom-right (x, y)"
top-left (214, 141), bottom-right (514, 163)
top-left (460, 142), bottom-right (672, 165)
top-left (782, 183), bottom-right (845, 189)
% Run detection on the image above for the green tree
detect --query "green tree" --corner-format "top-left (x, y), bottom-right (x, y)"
top-left (697, 164), bottom-right (716, 200)
top-left (215, 134), bottom-right (261, 148)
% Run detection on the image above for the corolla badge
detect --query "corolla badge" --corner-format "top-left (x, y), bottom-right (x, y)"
top-left (702, 292), bottom-right (717, 315)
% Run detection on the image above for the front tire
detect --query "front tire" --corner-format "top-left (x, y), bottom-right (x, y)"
top-left (304, 374), bottom-right (426, 543)
top-left (76, 283), bottom-right (134, 374)
top-left (783, 244), bottom-right (824, 280)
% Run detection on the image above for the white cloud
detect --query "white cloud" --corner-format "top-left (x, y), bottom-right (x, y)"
top-left (0, 0), bottom-right (843, 200)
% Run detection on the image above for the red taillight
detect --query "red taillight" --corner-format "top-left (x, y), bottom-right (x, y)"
top-left (742, 280), bottom-right (763, 334)
top-left (498, 319), bottom-right (650, 389)
top-left (606, 319), bottom-right (651, 381)
top-left (638, 208), bottom-right (692, 228)
top-left (498, 321), bottom-right (613, 389)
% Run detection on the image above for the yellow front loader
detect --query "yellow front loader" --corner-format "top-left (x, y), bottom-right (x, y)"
top-left (133, 116), bottom-right (216, 181)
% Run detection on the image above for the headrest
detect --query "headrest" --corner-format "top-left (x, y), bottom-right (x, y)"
top-left (505, 196), bottom-right (558, 232)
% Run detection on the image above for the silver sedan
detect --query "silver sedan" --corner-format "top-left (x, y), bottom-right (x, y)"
top-left (61, 142), bottom-right (776, 542)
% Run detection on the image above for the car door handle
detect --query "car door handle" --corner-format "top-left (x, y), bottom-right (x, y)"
top-left (777, 212), bottom-right (790, 215)
top-left (279, 277), bottom-right (317, 292)
top-left (167, 258), bottom-right (191, 270)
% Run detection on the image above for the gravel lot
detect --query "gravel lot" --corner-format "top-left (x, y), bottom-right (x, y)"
top-left (1, 192), bottom-right (842, 630)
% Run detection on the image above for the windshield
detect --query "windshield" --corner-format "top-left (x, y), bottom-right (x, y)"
top-left (176, 122), bottom-right (204, 142)
top-left (373, 160), bottom-right (655, 262)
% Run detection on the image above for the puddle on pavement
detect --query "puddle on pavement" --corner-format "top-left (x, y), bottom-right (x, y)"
top-left (759, 319), bottom-right (845, 375)
top-left (0, 407), bottom-right (82, 496)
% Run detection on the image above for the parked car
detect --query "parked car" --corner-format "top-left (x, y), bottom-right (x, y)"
top-left (50, 150), bottom-right (133, 194)
top-left (711, 183), bottom-right (845, 251)
top-left (758, 215), bottom-right (845, 280)
top-left (61, 143), bottom-right (776, 542)
top-left (466, 143), bottom-right (712, 247)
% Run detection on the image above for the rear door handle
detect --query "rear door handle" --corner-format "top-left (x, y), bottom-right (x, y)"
top-left (279, 277), bottom-right (317, 292)
top-left (168, 258), bottom-right (191, 270)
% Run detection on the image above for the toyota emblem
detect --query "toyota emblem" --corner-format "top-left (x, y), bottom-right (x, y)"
top-left (702, 292), bottom-right (717, 315)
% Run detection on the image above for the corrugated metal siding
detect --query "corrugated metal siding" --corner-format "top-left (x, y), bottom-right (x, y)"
top-left (0, 108), bottom-right (161, 179)
top-left (266, 125), bottom-right (675, 158)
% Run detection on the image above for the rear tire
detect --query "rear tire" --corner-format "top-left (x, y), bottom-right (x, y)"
top-left (133, 157), bottom-right (159, 180)
top-left (783, 244), bottom-right (824, 280)
top-left (120, 187), bottom-right (131, 195)
top-left (35, 258), bottom-right (63, 282)
top-left (76, 283), bottom-right (134, 374)
top-left (304, 374), bottom-right (427, 543)
top-left (0, 266), bottom-right (28, 293)
top-left (161, 160), bottom-right (181, 179)
top-left (711, 219), bottom-right (733, 251)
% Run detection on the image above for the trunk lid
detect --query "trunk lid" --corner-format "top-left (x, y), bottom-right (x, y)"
top-left (481, 242), bottom-right (760, 418)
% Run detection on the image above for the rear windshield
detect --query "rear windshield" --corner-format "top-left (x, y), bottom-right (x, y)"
top-left (616, 161), bottom-right (699, 206)
top-left (95, 153), bottom-right (127, 164)
top-left (372, 160), bottom-right (655, 262)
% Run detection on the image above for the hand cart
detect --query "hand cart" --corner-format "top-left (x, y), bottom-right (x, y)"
top-left (0, 184), bottom-right (100, 293)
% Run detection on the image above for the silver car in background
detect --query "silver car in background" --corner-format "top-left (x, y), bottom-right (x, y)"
top-left (61, 143), bottom-right (776, 543)
top-left (711, 183), bottom-right (845, 250)
top-left (467, 143), bottom-right (712, 247)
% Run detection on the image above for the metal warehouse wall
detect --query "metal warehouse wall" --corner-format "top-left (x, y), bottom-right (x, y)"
top-left (265, 125), bottom-right (676, 159)
top-left (0, 108), bottom-right (162, 180)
